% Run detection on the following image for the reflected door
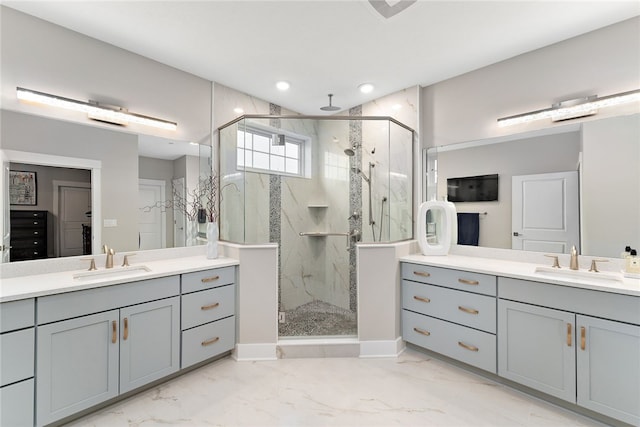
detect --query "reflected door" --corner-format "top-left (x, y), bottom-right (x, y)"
top-left (172, 178), bottom-right (186, 247)
top-left (512, 171), bottom-right (579, 253)
top-left (59, 185), bottom-right (91, 257)
top-left (138, 179), bottom-right (166, 250)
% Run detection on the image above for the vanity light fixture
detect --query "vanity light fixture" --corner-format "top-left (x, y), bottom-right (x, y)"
top-left (497, 89), bottom-right (640, 127)
top-left (16, 87), bottom-right (177, 131)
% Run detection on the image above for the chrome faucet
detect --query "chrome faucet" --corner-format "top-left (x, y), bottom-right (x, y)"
top-left (570, 245), bottom-right (579, 270)
top-left (103, 245), bottom-right (115, 269)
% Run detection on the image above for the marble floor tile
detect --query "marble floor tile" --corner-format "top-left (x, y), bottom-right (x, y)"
top-left (65, 348), bottom-right (605, 427)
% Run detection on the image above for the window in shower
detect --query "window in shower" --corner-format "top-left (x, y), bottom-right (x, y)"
top-left (237, 123), bottom-right (310, 177)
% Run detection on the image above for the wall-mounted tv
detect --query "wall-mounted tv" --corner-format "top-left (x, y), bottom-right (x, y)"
top-left (447, 174), bottom-right (498, 202)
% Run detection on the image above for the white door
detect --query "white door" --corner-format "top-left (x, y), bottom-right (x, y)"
top-left (512, 171), bottom-right (579, 253)
top-left (172, 178), bottom-right (186, 247)
top-left (1, 152), bottom-right (9, 263)
top-left (59, 186), bottom-right (92, 257)
top-left (138, 179), bottom-right (166, 250)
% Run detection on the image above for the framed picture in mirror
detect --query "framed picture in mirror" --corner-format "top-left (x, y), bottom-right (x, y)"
top-left (9, 170), bottom-right (37, 205)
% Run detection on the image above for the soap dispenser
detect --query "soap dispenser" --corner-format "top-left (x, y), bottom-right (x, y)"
top-left (625, 249), bottom-right (640, 274)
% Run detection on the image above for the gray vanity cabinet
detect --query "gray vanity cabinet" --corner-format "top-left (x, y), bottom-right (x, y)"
top-left (36, 310), bottom-right (120, 426)
top-left (180, 267), bottom-right (236, 369)
top-left (576, 315), bottom-right (640, 425)
top-left (0, 298), bottom-right (35, 427)
top-left (401, 263), bottom-right (497, 373)
top-left (498, 277), bottom-right (640, 426)
top-left (36, 276), bottom-right (180, 426)
top-left (497, 300), bottom-right (576, 402)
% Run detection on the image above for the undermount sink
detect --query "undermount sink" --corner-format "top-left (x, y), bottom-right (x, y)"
top-left (73, 265), bottom-right (151, 281)
top-left (534, 266), bottom-right (623, 284)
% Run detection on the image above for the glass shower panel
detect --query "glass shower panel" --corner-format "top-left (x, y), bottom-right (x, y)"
top-left (218, 115), bottom-right (414, 338)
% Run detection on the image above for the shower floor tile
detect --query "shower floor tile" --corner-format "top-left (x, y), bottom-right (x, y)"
top-left (279, 301), bottom-right (357, 337)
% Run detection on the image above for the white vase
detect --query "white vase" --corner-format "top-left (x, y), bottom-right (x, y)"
top-left (206, 222), bottom-right (219, 259)
top-left (186, 220), bottom-right (198, 247)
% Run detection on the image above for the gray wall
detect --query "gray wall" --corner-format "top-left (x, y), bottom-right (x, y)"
top-left (422, 17), bottom-right (640, 147)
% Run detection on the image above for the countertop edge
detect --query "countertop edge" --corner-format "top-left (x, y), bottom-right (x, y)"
top-left (0, 257), bottom-right (239, 303)
top-left (400, 254), bottom-right (640, 297)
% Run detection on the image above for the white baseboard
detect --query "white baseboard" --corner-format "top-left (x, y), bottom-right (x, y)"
top-left (359, 337), bottom-right (405, 358)
top-left (232, 343), bottom-right (277, 361)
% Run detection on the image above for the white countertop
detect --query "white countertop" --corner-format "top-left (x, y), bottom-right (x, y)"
top-left (0, 256), bottom-right (239, 303)
top-left (400, 254), bottom-right (640, 297)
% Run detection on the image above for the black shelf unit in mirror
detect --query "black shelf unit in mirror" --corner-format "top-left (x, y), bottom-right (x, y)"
top-left (447, 174), bottom-right (499, 202)
top-left (10, 210), bottom-right (48, 261)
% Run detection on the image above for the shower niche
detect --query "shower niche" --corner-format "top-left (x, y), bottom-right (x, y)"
top-left (218, 115), bottom-right (414, 338)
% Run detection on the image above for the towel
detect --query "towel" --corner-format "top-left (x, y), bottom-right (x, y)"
top-left (457, 213), bottom-right (479, 246)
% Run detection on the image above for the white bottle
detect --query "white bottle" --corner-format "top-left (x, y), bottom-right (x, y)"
top-left (625, 249), bottom-right (640, 274)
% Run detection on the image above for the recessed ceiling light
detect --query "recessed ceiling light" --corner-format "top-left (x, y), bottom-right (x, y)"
top-left (234, 107), bottom-right (244, 114)
top-left (276, 81), bottom-right (290, 91)
top-left (359, 83), bottom-right (374, 94)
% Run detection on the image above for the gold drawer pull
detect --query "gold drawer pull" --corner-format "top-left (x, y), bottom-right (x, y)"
top-left (123, 317), bottom-right (129, 340)
top-left (201, 302), bottom-right (220, 311)
top-left (201, 275), bottom-right (220, 283)
top-left (567, 323), bottom-right (572, 347)
top-left (458, 341), bottom-right (479, 352)
top-left (580, 326), bottom-right (586, 350)
top-left (413, 296), bottom-right (431, 303)
top-left (458, 306), bottom-right (479, 315)
top-left (111, 320), bottom-right (117, 344)
top-left (201, 337), bottom-right (220, 346)
top-left (413, 327), bottom-right (431, 336)
top-left (458, 278), bottom-right (479, 285)
top-left (413, 271), bottom-right (431, 277)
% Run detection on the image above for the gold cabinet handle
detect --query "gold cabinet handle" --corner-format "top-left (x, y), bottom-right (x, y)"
top-left (413, 296), bottom-right (431, 303)
top-left (567, 323), bottom-right (572, 347)
top-left (123, 317), bottom-right (129, 341)
top-left (201, 302), bottom-right (220, 311)
top-left (458, 306), bottom-right (479, 315)
top-left (580, 326), bottom-right (586, 351)
top-left (458, 341), bottom-right (479, 352)
top-left (111, 320), bottom-right (117, 344)
top-left (413, 271), bottom-right (431, 277)
top-left (201, 337), bottom-right (220, 346)
top-left (201, 275), bottom-right (220, 283)
top-left (413, 327), bottom-right (431, 336)
top-left (458, 278), bottom-right (479, 285)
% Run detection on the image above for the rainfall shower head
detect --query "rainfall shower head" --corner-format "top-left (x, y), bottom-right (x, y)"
top-left (320, 94), bottom-right (341, 112)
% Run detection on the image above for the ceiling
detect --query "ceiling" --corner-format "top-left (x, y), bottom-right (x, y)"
top-left (3, 1), bottom-right (639, 115)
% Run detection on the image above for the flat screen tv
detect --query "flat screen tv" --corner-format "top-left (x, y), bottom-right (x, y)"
top-left (447, 174), bottom-right (498, 202)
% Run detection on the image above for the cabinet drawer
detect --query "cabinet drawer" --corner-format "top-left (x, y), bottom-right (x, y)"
top-left (181, 267), bottom-right (235, 294)
top-left (10, 210), bottom-right (46, 219)
top-left (0, 328), bottom-right (34, 386)
top-left (403, 309), bottom-right (496, 373)
top-left (182, 284), bottom-right (235, 330)
top-left (403, 280), bottom-right (496, 333)
top-left (0, 378), bottom-right (34, 427)
top-left (0, 299), bottom-right (35, 333)
top-left (402, 263), bottom-right (496, 296)
top-left (181, 316), bottom-right (235, 369)
top-left (38, 275), bottom-right (180, 324)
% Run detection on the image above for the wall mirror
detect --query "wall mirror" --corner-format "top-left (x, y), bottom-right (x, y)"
top-left (428, 113), bottom-right (639, 258)
top-left (1, 110), bottom-right (212, 263)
